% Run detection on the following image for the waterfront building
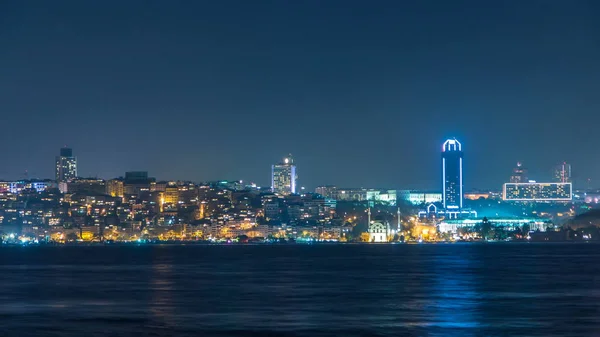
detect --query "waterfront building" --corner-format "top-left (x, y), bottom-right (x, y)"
top-left (271, 154), bottom-right (297, 195)
top-left (367, 209), bottom-right (389, 242)
top-left (368, 221), bottom-right (388, 242)
top-left (438, 217), bottom-right (550, 233)
top-left (442, 138), bottom-right (463, 209)
top-left (55, 147), bottom-right (77, 183)
top-left (503, 182), bottom-right (572, 201)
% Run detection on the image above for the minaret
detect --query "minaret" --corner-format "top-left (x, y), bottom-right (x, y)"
top-left (367, 208), bottom-right (371, 227)
top-left (397, 207), bottom-right (401, 232)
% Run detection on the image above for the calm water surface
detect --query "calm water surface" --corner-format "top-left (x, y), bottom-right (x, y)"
top-left (1, 243), bottom-right (599, 336)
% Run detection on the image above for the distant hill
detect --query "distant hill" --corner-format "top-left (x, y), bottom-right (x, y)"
top-left (568, 209), bottom-right (600, 228)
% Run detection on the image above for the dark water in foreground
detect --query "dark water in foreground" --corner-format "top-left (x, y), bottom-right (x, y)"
top-left (1, 243), bottom-right (600, 337)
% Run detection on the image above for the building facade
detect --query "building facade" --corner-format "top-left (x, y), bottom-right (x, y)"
top-left (503, 182), bottom-right (572, 201)
top-left (398, 190), bottom-right (443, 205)
top-left (55, 147), bottom-right (77, 182)
top-left (106, 179), bottom-right (124, 198)
top-left (271, 154), bottom-right (297, 195)
top-left (438, 218), bottom-right (549, 233)
top-left (442, 138), bottom-right (463, 209)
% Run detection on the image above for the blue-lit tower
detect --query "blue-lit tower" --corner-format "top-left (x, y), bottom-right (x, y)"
top-left (442, 138), bottom-right (463, 209)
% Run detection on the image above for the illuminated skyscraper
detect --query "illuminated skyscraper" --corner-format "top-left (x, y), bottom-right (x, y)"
top-left (554, 162), bottom-right (571, 183)
top-left (271, 154), bottom-right (297, 195)
top-left (442, 138), bottom-right (463, 209)
top-left (510, 162), bottom-right (528, 183)
top-left (55, 147), bottom-right (77, 183)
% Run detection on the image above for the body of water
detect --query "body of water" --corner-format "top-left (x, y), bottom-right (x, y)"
top-left (1, 243), bottom-right (599, 336)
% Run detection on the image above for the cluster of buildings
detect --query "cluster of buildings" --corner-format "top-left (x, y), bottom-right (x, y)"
top-left (316, 138), bottom-right (579, 242)
top-left (503, 161), bottom-right (573, 201)
top-left (0, 148), bottom-right (350, 244)
top-left (0, 142), bottom-right (593, 244)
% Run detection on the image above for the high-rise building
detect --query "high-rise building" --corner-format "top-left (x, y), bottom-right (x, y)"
top-left (271, 154), bottom-right (297, 195)
top-left (55, 147), bottom-right (77, 183)
top-left (510, 162), bottom-right (528, 183)
top-left (442, 138), bottom-right (463, 209)
top-left (554, 162), bottom-right (572, 183)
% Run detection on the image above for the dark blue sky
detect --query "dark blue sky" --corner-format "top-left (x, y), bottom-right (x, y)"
top-left (1, 0), bottom-right (599, 190)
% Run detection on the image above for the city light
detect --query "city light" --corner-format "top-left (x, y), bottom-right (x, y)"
top-left (0, 141), bottom-right (592, 246)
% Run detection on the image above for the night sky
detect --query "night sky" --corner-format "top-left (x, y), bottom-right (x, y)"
top-left (1, 1), bottom-right (599, 190)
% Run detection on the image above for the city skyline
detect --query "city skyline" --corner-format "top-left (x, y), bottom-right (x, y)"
top-left (3, 2), bottom-right (600, 336)
top-left (0, 143), bottom-right (585, 195)
top-left (2, 1), bottom-right (600, 189)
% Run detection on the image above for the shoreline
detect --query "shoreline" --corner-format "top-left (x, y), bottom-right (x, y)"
top-left (1, 240), bottom-right (596, 247)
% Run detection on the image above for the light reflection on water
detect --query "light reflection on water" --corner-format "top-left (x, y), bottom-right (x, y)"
top-left (1, 243), bottom-right (600, 336)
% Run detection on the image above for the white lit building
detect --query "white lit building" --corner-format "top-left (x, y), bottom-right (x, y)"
top-left (271, 154), bottom-right (297, 195)
top-left (503, 182), bottom-right (572, 201)
top-left (367, 209), bottom-right (389, 243)
top-left (438, 218), bottom-right (549, 234)
top-left (398, 190), bottom-right (443, 205)
top-left (55, 147), bottom-right (77, 183)
top-left (368, 221), bottom-right (388, 242)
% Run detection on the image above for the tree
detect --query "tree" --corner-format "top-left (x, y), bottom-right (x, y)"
top-left (457, 226), bottom-right (470, 238)
top-left (480, 217), bottom-right (492, 240)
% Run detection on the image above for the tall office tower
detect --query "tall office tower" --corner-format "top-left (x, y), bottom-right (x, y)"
top-left (510, 162), bottom-right (528, 183)
top-left (442, 138), bottom-right (463, 209)
top-left (55, 147), bottom-right (77, 182)
top-left (554, 162), bottom-right (572, 183)
top-left (271, 154), bottom-right (297, 195)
